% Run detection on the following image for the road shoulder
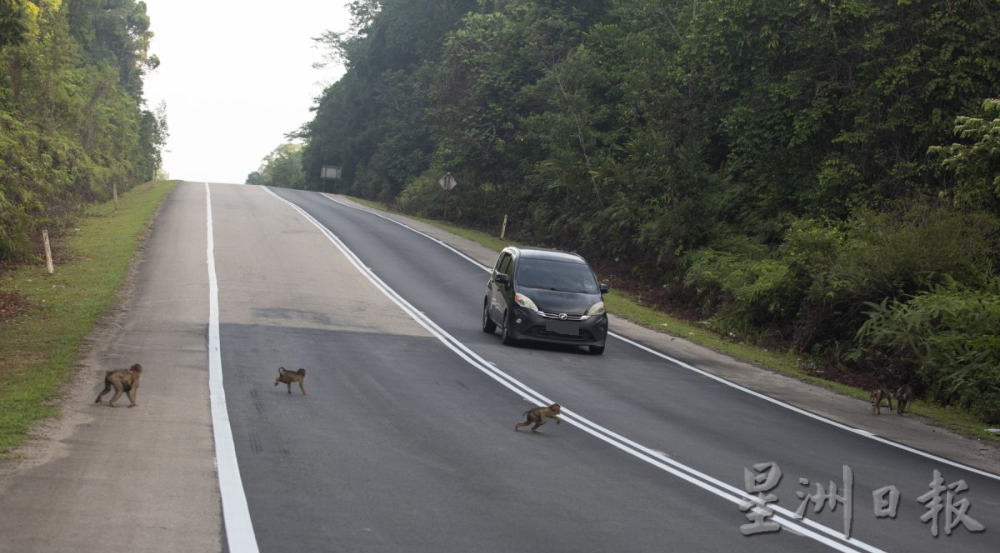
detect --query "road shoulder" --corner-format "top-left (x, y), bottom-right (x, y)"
top-left (0, 182), bottom-right (221, 553)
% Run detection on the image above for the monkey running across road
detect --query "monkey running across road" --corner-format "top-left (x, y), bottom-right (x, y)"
top-left (515, 404), bottom-right (562, 433)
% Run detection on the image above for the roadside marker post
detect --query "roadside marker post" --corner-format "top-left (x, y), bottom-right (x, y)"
top-left (42, 230), bottom-right (54, 275)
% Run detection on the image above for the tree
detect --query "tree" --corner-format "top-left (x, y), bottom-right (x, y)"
top-left (0, 0), bottom-right (27, 47)
top-left (245, 171), bottom-right (265, 185)
top-left (253, 143), bottom-right (306, 189)
top-left (930, 99), bottom-right (1000, 212)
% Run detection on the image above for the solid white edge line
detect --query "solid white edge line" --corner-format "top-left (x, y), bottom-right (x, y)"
top-left (608, 333), bottom-right (1000, 482)
top-left (206, 183), bottom-right (261, 553)
top-left (265, 187), bottom-right (872, 553)
top-left (320, 193), bottom-right (1000, 483)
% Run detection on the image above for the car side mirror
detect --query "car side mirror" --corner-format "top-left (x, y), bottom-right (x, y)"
top-left (495, 273), bottom-right (509, 285)
top-left (600, 283), bottom-right (610, 294)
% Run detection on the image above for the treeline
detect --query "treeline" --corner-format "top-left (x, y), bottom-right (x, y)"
top-left (293, 0), bottom-right (1000, 420)
top-left (0, 0), bottom-right (166, 260)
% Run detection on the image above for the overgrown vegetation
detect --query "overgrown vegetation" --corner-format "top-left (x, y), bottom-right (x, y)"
top-left (275, 0), bottom-right (1000, 424)
top-left (0, 180), bottom-right (176, 453)
top-left (0, 0), bottom-right (166, 261)
top-left (858, 277), bottom-right (1000, 422)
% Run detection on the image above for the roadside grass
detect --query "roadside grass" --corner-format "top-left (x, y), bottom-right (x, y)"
top-left (408, 215), bottom-right (520, 252)
top-left (342, 195), bottom-right (1000, 443)
top-left (0, 180), bottom-right (178, 453)
top-left (341, 196), bottom-right (520, 251)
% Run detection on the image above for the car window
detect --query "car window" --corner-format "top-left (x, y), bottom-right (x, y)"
top-left (493, 254), bottom-right (505, 273)
top-left (515, 258), bottom-right (599, 293)
top-left (498, 253), bottom-right (512, 275)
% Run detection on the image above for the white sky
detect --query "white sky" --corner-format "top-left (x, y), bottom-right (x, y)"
top-left (142, 1), bottom-right (351, 184)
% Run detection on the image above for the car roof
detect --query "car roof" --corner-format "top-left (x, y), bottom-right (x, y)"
top-left (510, 247), bottom-right (587, 264)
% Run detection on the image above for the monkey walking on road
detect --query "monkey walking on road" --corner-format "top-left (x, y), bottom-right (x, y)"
top-left (515, 404), bottom-right (562, 433)
top-left (95, 363), bottom-right (143, 408)
top-left (275, 367), bottom-right (308, 395)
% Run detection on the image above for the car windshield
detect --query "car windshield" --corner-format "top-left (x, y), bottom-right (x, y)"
top-left (516, 258), bottom-right (599, 294)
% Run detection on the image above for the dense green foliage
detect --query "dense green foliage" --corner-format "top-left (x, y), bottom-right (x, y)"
top-left (245, 143), bottom-right (308, 188)
top-left (292, 0), bottom-right (1000, 420)
top-left (0, 0), bottom-right (166, 260)
top-left (858, 277), bottom-right (1000, 421)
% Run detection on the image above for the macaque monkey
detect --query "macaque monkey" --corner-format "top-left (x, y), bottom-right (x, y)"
top-left (515, 403), bottom-right (562, 433)
top-left (870, 386), bottom-right (893, 415)
top-left (274, 367), bottom-right (307, 395)
top-left (896, 384), bottom-right (913, 414)
top-left (95, 363), bottom-right (143, 408)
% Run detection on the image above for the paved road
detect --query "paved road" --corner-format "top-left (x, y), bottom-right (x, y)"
top-left (220, 184), bottom-right (1000, 552)
top-left (2, 182), bottom-right (997, 553)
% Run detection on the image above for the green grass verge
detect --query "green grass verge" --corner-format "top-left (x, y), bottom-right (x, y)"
top-left (342, 195), bottom-right (999, 443)
top-left (344, 196), bottom-right (520, 251)
top-left (0, 180), bottom-right (178, 452)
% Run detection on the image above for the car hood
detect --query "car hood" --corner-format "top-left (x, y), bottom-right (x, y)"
top-left (518, 287), bottom-right (602, 315)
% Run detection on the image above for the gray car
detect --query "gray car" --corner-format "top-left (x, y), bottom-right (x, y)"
top-left (482, 247), bottom-right (610, 354)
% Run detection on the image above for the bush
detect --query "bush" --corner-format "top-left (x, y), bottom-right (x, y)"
top-left (681, 201), bottom-right (1000, 363)
top-left (832, 204), bottom-right (1000, 298)
top-left (783, 203), bottom-right (999, 353)
top-left (683, 247), bottom-right (798, 341)
top-left (397, 170), bottom-right (448, 218)
top-left (858, 278), bottom-right (1000, 422)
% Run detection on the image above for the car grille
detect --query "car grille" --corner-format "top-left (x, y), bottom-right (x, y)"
top-left (537, 310), bottom-right (586, 321)
top-left (527, 328), bottom-right (596, 342)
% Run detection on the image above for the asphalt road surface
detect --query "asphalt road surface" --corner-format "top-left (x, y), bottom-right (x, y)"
top-left (3, 181), bottom-right (996, 553)
top-left (216, 183), bottom-right (1000, 552)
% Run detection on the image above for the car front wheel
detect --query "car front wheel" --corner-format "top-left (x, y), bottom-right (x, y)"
top-left (501, 310), bottom-right (516, 345)
top-left (588, 344), bottom-right (605, 355)
top-left (482, 300), bottom-right (496, 333)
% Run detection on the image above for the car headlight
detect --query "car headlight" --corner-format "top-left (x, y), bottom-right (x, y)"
top-left (586, 301), bottom-right (606, 317)
top-left (514, 293), bottom-right (539, 311)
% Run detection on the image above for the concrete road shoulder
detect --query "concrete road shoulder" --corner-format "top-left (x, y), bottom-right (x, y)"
top-left (0, 182), bottom-right (221, 553)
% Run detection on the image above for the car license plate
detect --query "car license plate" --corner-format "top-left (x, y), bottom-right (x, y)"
top-left (546, 320), bottom-right (580, 335)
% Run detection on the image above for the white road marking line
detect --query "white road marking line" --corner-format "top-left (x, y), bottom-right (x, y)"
top-left (265, 187), bottom-right (874, 553)
top-left (206, 183), bottom-right (260, 553)
top-left (320, 193), bottom-right (1000, 483)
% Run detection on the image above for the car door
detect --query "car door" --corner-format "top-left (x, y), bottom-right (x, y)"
top-left (489, 252), bottom-right (513, 323)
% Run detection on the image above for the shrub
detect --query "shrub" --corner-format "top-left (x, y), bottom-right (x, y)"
top-left (683, 248), bottom-right (798, 340)
top-left (857, 277), bottom-right (1000, 422)
top-left (397, 170), bottom-right (450, 219)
